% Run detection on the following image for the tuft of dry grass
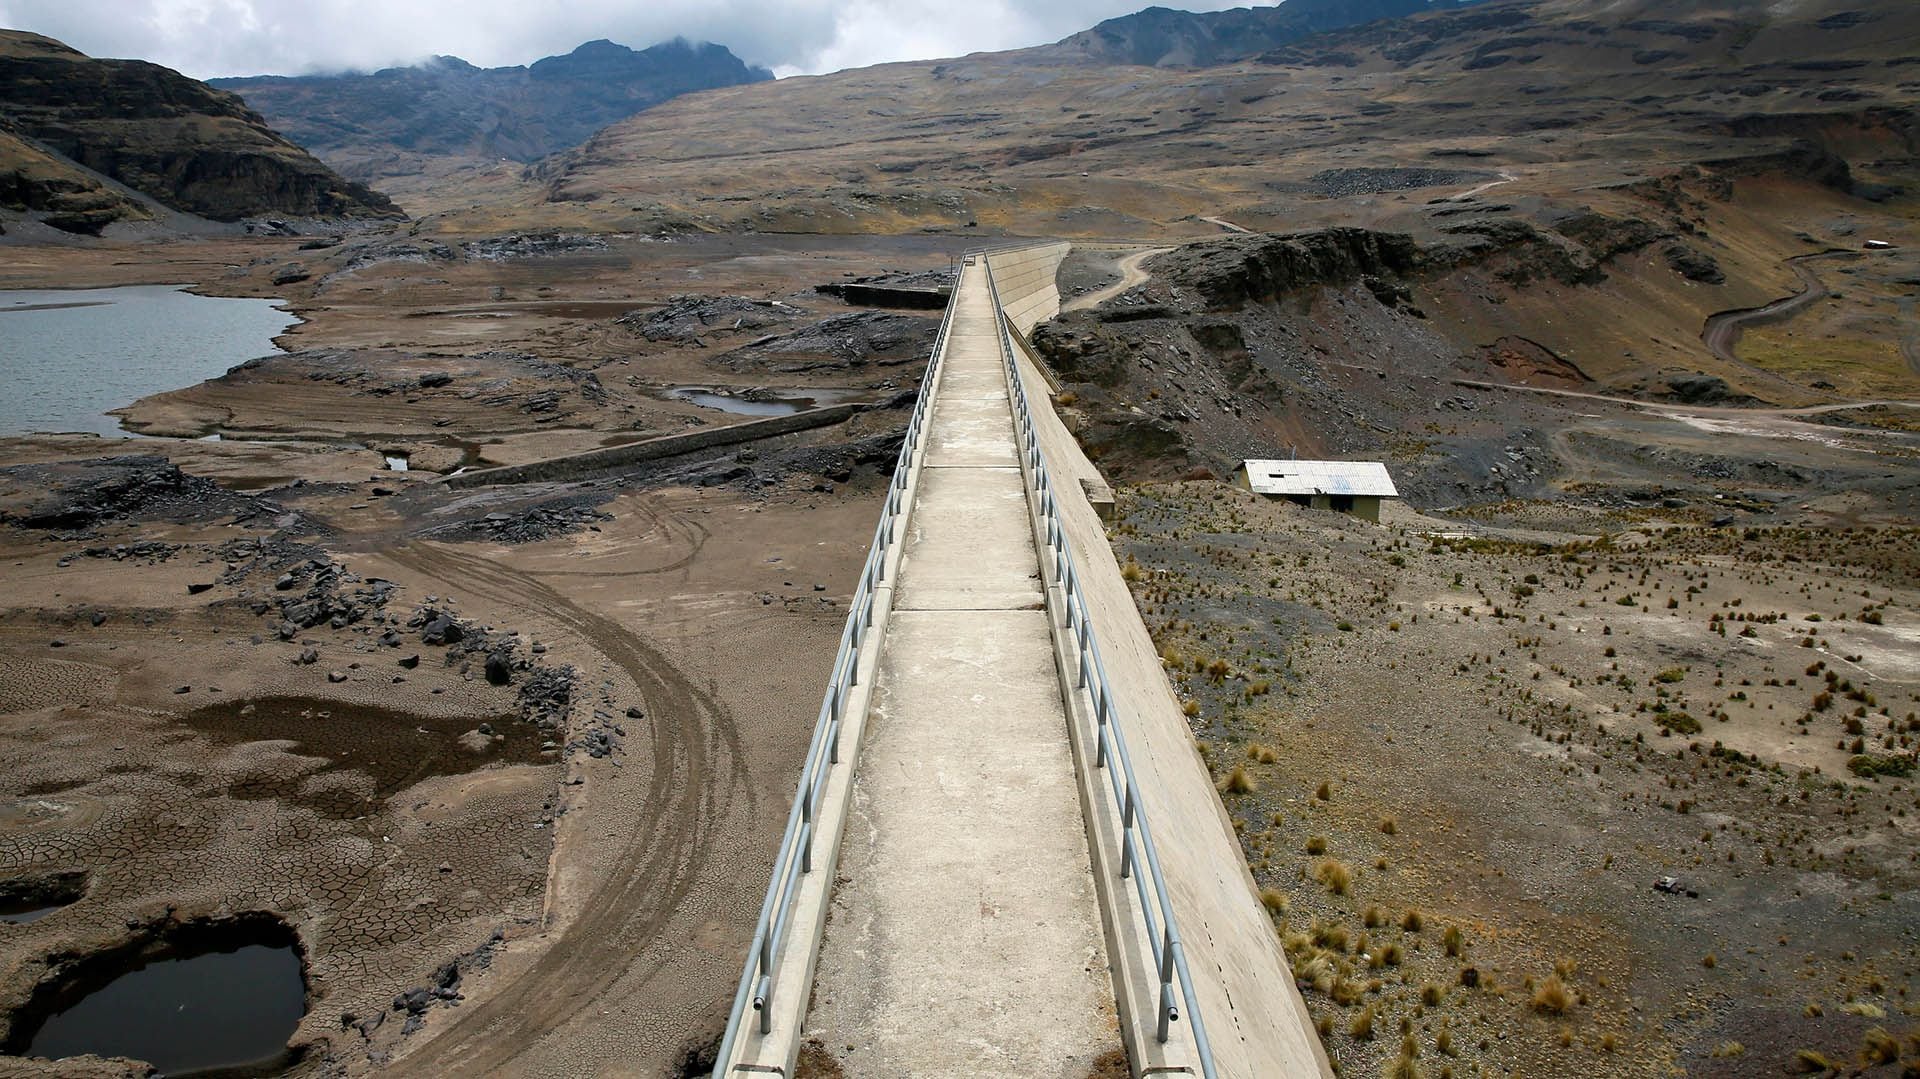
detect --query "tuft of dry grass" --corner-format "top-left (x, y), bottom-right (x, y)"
top-left (1314, 858), bottom-right (1353, 895)
top-left (1349, 1003), bottom-right (1377, 1039)
top-left (1223, 765), bottom-right (1255, 794)
top-left (1791, 1048), bottom-right (1835, 1074)
top-left (1384, 1033), bottom-right (1423, 1079)
top-left (1316, 781), bottom-right (1333, 801)
top-left (1401, 908), bottom-right (1424, 932)
top-left (1259, 887), bottom-right (1289, 916)
top-left (1442, 925), bottom-right (1463, 957)
top-left (1182, 699), bottom-right (1201, 718)
top-left (1363, 905), bottom-right (1384, 928)
top-left (1378, 815), bottom-right (1398, 835)
top-left (1530, 973), bottom-right (1574, 1015)
top-left (1304, 835), bottom-right (1328, 855)
top-left (1421, 982), bottom-right (1445, 1007)
top-left (1861, 1027), bottom-right (1899, 1066)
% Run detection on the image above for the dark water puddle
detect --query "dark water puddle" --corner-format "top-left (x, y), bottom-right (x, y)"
top-left (667, 385), bottom-right (854, 417)
top-left (8, 916), bottom-right (306, 1076)
top-left (0, 902), bottom-right (64, 925)
top-left (180, 696), bottom-right (542, 819)
top-left (0, 871), bottom-right (86, 925)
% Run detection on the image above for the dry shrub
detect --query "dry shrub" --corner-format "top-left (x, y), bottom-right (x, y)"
top-left (1442, 925), bottom-right (1463, 957)
top-left (1401, 908), bottom-right (1424, 932)
top-left (1223, 765), bottom-right (1254, 794)
top-left (1531, 974), bottom-right (1574, 1015)
top-left (1860, 1028), bottom-right (1899, 1066)
top-left (1791, 1049), bottom-right (1835, 1074)
top-left (1259, 887), bottom-right (1289, 915)
top-left (1305, 835), bottom-right (1328, 855)
top-left (1331, 975), bottom-right (1366, 1006)
top-left (1363, 905), bottom-right (1384, 928)
top-left (1350, 1003), bottom-right (1377, 1039)
top-left (1315, 858), bottom-right (1353, 895)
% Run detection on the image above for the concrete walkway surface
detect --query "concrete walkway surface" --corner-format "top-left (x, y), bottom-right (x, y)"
top-left (802, 263), bottom-right (1122, 1076)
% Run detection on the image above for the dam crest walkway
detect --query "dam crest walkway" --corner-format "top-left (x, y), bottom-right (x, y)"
top-left (709, 246), bottom-right (1328, 1079)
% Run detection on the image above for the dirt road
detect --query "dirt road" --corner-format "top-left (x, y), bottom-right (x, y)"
top-left (1700, 250), bottom-right (1859, 365)
top-left (1061, 247), bottom-right (1172, 313)
top-left (1450, 377), bottom-right (1919, 417)
top-left (1199, 215), bottom-right (1251, 234)
top-left (385, 537), bottom-right (750, 1076)
top-left (1446, 170), bottom-right (1515, 202)
top-left (1900, 297), bottom-right (1920, 377)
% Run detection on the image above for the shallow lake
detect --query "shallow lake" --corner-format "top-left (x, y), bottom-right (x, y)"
top-left (0, 285), bottom-right (298, 437)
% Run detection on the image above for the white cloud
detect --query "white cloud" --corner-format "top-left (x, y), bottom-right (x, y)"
top-left (0, 0), bottom-right (1257, 78)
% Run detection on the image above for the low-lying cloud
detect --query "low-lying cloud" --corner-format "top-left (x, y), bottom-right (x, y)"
top-left (0, 0), bottom-right (1252, 79)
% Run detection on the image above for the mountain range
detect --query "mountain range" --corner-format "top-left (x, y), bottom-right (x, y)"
top-left (210, 39), bottom-right (772, 186)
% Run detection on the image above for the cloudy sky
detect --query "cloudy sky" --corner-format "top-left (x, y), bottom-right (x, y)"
top-left (0, 0), bottom-right (1253, 79)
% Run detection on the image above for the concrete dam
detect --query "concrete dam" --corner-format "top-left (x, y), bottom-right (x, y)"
top-left (710, 243), bottom-right (1332, 1079)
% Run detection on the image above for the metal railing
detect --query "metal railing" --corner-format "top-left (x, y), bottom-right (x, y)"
top-left (984, 260), bottom-right (1219, 1079)
top-left (709, 266), bottom-right (961, 1076)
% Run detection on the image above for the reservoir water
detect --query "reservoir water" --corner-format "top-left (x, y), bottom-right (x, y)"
top-left (0, 285), bottom-right (298, 437)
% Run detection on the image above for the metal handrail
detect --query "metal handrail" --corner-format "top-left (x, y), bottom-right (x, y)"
top-left (982, 261), bottom-right (1219, 1079)
top-left (709, 271), bottom-right (962, 1076)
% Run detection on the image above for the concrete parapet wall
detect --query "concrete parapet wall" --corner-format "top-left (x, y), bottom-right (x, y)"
top-left (1015, 345), bottom-right (1334, 1078)
top-left (440, 404), bottom-right (861, 488)
top-left (985, 242), bottom-right (1071, 335)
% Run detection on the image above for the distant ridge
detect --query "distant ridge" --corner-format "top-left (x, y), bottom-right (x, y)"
top-left (212, 38), bottom-right (773, 181)
top-left (1037, 0), bottom-right (1459, 67)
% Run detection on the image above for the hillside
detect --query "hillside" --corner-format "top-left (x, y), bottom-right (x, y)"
top-left (517, 0), bottom-right (1917, 240)
top-left (1034, 0), bottom-right (1453, 67)
top-left (0, 30), bottom-right (401, 232)
top-left (211, 38), bottom-right (772, 190)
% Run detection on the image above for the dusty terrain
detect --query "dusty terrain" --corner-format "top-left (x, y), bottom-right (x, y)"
top-left (0, 0), bottom-right (1917, 1073)
top-left (1115, 485), bottom-right (1919, 1077)
top-left (0, 230), bottom-right (961, 1077)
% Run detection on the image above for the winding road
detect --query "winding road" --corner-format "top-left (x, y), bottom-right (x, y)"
top-left (1061, 246), bottom-right (1172, 313)
top-left (1701, 250), bottom-right (1860, 366)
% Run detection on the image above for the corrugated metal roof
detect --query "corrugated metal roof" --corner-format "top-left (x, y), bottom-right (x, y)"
top-left (1238, 459), bottom-right (1399, 498)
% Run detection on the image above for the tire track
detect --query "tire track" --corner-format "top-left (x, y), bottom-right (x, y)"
top-left (387, 539), bottom-right (749, 1076)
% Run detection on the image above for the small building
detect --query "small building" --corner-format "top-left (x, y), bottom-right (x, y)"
top-left (1232, 459), bottom-right (1399, 522)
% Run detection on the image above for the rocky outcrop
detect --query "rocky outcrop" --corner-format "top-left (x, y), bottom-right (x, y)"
top-left (1161, 228), bottom-right (1423, 309)
top-left (0, 127), bottom-right (151, 234)
top-left (212, 38), bottom-right (771, 177)
top-left (0, 30), bottom-right (401, 224)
